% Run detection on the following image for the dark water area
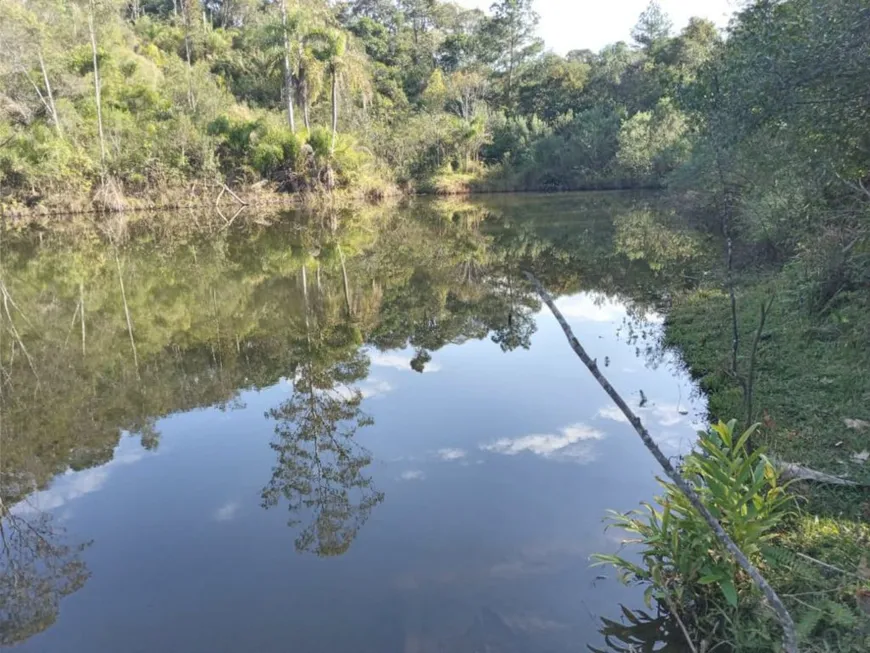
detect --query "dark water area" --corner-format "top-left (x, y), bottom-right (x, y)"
top-left (0, 193), bottom-right (708, 652)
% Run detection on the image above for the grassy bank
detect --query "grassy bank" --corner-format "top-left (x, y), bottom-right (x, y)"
top-left (0, 179), bottom-right (407, 221)
top-left (663, 272), bottom-right (870, 650)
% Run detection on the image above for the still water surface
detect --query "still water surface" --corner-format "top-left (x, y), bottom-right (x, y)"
top-left (1, 193), bottom-right (707, 652)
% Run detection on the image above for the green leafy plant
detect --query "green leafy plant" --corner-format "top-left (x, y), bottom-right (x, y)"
top-left (593, 420), bottom-right (795, 639)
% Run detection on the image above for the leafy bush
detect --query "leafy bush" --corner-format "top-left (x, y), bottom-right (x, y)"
top-left (594, 420), bottom-right (794, 642)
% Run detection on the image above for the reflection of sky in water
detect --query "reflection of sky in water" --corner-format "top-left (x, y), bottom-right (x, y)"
top-left (13, 292), bottom-right (704, 653)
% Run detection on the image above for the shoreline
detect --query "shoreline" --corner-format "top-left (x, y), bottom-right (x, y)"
top-left (0, 181), bottom-right (664, 221)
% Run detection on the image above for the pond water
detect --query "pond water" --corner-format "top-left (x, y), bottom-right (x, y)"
top-left (0, 193), bottom-right (707, 652)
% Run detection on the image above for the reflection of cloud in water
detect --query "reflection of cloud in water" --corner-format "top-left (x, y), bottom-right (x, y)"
top-left (395, 542), bottom-right (590, 590)
top-left (656, 431), bottom-right (692, 454)
top-left (597, 401), bottom-right (696, 454)
top-left (213, 500), bottom-right (240, 522)
top-left (370, 352), bottom-right (442, 373)
top-left (327, 379), bottom-right (394, 401)
top-left (399, 470), bottom-right (426, 481)
top-left (14, 446), bottom-right (146, 515)
top-left (597, 405), bottom-right (629, 424)
top-left (554, 293), bottom-right (664, 327)
top-left (437, 448), bottom-right (467, 461)
top-left (598, 401), bottom-right (688, 428)
top-left (554, 294), bottom-right (625, 323)
top-left (360, 379), bottom-right (393, 399)
top-left (481, 424), bottom-right (604, 463)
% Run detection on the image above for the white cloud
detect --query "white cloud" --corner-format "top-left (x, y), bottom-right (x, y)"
top-left (597, 405), bottom-right (629, 424)
top-left (651, 404), bottom-right (685, 427)
top-left (214, 500), bottom-right (240, 522)
top-left (598, 402), bottom-right (687, 428)
top-left (370, 352), bottom-right (442, 373)
top-left (482, 423), bottom-right (604, 463)
top-left (359, 379), bottom-right (394, 399)
top-left (554, 294), bottom-right (626, 323)
top-left (15, 467), bottom-right (109, 515)
top-left (327, 379), bottom-right (393, 401)
top-left (399, 470), bottom-right (426, 481)
top-left (13, 442), bottom-right (147, 515)
top-left (596, 401), bottom-right (695, 455)
top-left (437, 448), bottom-right (467, 461)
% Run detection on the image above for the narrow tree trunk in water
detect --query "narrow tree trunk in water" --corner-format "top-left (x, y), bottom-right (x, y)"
top-left (79, 281), bottom-right (86, 356)
top-left (115, 254), bottom-right (140, 378)
top-left (279, 0), bottom-right (295, 132)
top-left (338, 245), bottom-right (352, 318)
top-left (330, 70), bottom-right (338, 153)
top-left (87, 3), bottom-right (107, 175)
top-left (301, 265), bottom-right (310, 344)
top-left (37, 49), bottom-right (62, 139)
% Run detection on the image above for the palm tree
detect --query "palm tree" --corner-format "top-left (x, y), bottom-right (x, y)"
top-left (278, 0), bottom-right (297, 132)
top-left (296, 32), bottom-right (325, 132)
top-left (307, 29), bottom-right (347, 153)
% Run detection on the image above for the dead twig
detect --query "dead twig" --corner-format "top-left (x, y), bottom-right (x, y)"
top-left (775, 460), bottom-right (865, 487)
top-left (745, 294), bottom-right (775, 425)
top-left (662, 593), bottom-right (699, 653)
top-left (524, 271), bottom-right (798, 653)
top-left (793, 552), bottom-right (866, 581)
top-left (833, 169), bottom-right (870, 201)
top-left (218, 205), bottom-right (245, 231)
top-left (222, 184), bottom-right (248, 206)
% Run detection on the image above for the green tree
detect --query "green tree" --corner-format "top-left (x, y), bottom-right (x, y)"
top-left (308, 28), bottom-right (348, 153)
top-left (484, 0), bottom-right (541, 112)
top-left (631, 1), bottom-right (672, 52)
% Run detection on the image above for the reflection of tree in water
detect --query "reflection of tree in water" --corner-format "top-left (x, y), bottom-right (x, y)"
top-left (261, 269), bottom-right (383, 557)
top-left (589, 606), bottom-right (686, 653)
top-left (0, 507), bottom-right (90, 646)
top-left (0, 195), bottom-right (712, 641)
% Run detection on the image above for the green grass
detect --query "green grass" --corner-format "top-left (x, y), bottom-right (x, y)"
top-left (664, 275), bottom-right (870, 651)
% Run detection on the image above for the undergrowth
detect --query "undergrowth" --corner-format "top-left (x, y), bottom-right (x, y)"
top-left (658, 271), bottom-right (870, 651)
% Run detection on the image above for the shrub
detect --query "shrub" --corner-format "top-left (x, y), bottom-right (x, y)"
top-left (594, 420), bottom-right (794, 642)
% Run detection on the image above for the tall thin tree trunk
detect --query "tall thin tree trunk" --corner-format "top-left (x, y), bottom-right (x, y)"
top-left (37, 50), bottom-right (62, 139)
top-left (79, 281), bottom-right (86, 356)
top-left (22, 69), bottom-right (53, 126)
top-left (87, 2), bottom-right (107, 176)
top-left (330, 69), bottom-right (338, 153)
top-left (115, 253), bottom-right (139, 378)
top-left (302, 78), bottom-right (311, 130)
top-left (338, 245), bottom-right (352, 318)
top-left (182, 1), bottom-right (196, 111)
top-left (301, 265), bottom-right (310, 344)
top-left (280, 0), bottom-right (296, 132)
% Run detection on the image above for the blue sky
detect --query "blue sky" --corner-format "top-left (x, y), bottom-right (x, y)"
top-left (455, 0), bottom-right (738, 54)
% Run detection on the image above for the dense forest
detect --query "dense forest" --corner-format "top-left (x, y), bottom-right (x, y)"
top-left (0, 0), bottom-right (716, 208)
top-left (3, 0), bottom-right (867, 249)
